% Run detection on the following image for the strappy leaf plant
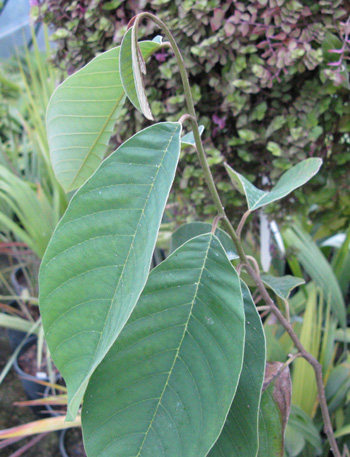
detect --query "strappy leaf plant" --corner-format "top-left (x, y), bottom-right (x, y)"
top-left (36, 13), bottom-right (343, 457)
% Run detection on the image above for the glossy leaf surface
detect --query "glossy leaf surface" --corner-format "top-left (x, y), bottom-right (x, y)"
top-left (120, 27), bottom-right (153, 120)
top-left (82, 233), bottom-right (245, 457)
top-left (39, 122), bottom-right (182, 421)
top-left (47, 41), bottom-right (160, 192)
top-left (261, 274), bottom-right (305, 300)
top-left (170, 222), bottom-right (238, 260)
top-left (209, 282), bottom-right (265, 457)
top-left (225, 158), bottom-right (322, 211)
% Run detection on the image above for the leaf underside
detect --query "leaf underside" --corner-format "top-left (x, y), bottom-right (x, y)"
top-left (39, 122), bottom-right (182, 421)
top-left (225, 158), bottom-right (322, 211)
top-left (120, 27), bottom-right (153, 120)
top-left (47, 40), bottom-right (160, 192)
top-left (261, 274), bottom-right (305, 301)
top-left (209, 282), bottom-right (266, 457)
top-left (82, 233), bottom-right (245, 457)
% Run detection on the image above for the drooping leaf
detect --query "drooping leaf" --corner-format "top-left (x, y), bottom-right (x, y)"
top-left (47, 40), bottom-right (161, 192)
top-left (225, 158), bottom-right (322, 211)
top-left (181, 125), bottom-right (205, 149)
top-left (283, 223), bottom-right (346, 326)
top-left (258, 362), bottom-right (292, 457)
top-left (82, 233), bottom-right (245, 457)
top-left (261, 274), bottom-right (305, 300)
top-left (170, 222), bottom-right (238, 260)
top-left (39, 122), bottom-right (182, 421)
top-left (209, 282), bottom-right (265, 457)
top-left (120, 27), bottom-right (153, 120)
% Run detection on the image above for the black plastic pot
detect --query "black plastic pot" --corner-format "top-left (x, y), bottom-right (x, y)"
top-left (59, 428), bottom-right (86, 457)
top-left (13, 338), bottom-right (52, 416)
top-left (10, 266), bottom-right (27, 296)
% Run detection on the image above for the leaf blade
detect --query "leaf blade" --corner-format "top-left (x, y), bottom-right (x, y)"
top-left (209, 282), bottom-right (266, 457)
top-left (47, 41), bottom-right (160, 192)
top-left (82, 233), bottom-right (245, 457)
top-left (39, 122), bottom-right (182, 420)
top-left (225, 158), bottom-right (322, 211)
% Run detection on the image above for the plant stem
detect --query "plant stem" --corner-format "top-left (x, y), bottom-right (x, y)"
top-left (133, 13), bottom-right (341, 457)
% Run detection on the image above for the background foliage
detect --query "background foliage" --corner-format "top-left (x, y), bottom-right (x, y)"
top-left (33, 0), bottom-right (350, 228)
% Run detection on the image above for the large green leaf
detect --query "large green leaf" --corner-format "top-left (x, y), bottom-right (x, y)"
top-left (209, 282), bottom-right (265, 457)
top-left (120, 27), bottom-right (153, 120)
top-left (283, 224), bottom-right (346, 326)
top-left (39, 122), bottom-right (182, 421)
top-left (170, 222), bottom-right (238, 260)
top-left (47, 40), bottom-right (160, 192)
top-left (82, 233), bottom-right (245, 457)
top-left (225, 158), bottom-right (322, 211)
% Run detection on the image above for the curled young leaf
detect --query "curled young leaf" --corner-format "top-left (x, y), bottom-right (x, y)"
top-left (120, 27), bottom-right (154, 120)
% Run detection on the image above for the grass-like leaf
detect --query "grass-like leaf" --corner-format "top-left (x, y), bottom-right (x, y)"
top-left (82, 233), bottom-right (245, 457)
top-left (39, 122), bottom-right (182, 421)
top-left (283, 224), bottom-right (346, 326)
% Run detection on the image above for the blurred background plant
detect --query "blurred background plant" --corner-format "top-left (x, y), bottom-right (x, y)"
top-left (32, 0), bottom-right (350, 228)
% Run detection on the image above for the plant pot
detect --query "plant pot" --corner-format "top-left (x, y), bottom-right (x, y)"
top-left (10, 266), bottom-right (28, 296)
top-left (13, 338), bottom-right (53, 416)
top-left (59, 428), bottom-right (86, 457)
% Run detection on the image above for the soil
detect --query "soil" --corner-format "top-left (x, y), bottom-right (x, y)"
top-left (64, 428), bottom-right (87, 457)
top-left (18, 341), bottom-right (59, 377)
top-left (0, 328), bottom-right (59, 456)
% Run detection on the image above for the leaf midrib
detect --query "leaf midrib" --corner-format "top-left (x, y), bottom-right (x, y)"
top-left (135, 234), bottom-right (213, 457)
top-left (68, 124), bottom-right (180, 418)
top-left (66, 92), bottom-right (125, 192)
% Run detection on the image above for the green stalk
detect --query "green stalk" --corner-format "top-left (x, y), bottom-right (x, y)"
top-left (132, 13), bottom-right (341, 457)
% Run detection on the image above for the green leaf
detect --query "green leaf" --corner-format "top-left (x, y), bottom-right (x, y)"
top-left (225, 158), bottom-right (322, 211)
top-left (261, 274), bottom-right (305, 300)
top-left (283, 224), bottom-right (346, 326)
top-left (120, 27), bottom-right (153, 120)
top-left (0, 166), bottom-right (57, 258)
top-left (39, 122), bottom-right (182, 421)
top-left (258, 362), bottom-right (292, 457)
top-left (82, 233), bottom-right (245, 457)
top-left (47, 40), bottom-right (160, 192)
top-left (209, 282), bottom-right (266, 457)
top-left (0, 313), bottom-right (39, 334)
top-left (181, 125), bottom-right (204, 149)
top-left (286, 405), bottom-right (322, 453)
top-left (170, 222), bottom-right (239, 260)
